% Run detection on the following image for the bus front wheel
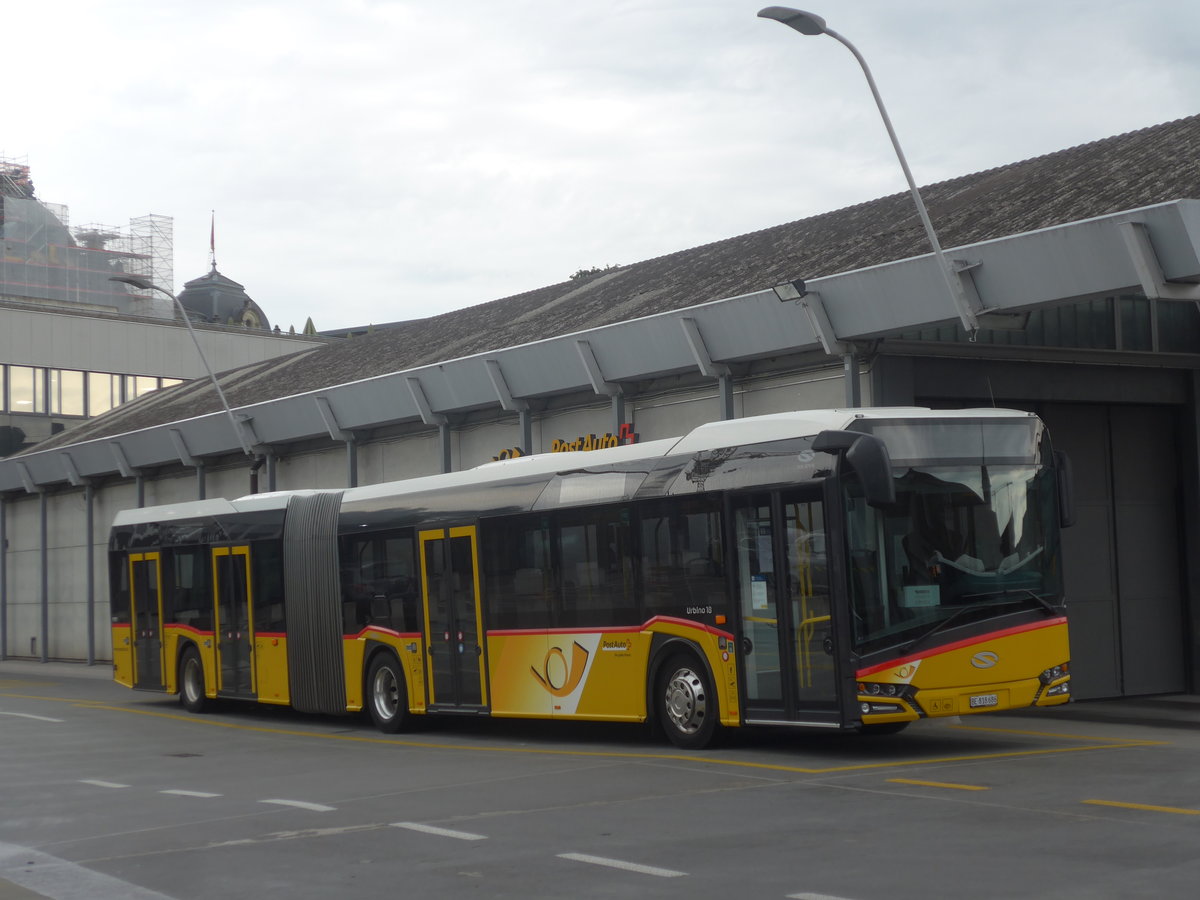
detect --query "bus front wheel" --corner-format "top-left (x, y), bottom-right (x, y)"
top-left (179, 647), bottom-right (207, 714)
top-left (366, 652), bottom-right (408, 734)
top-left (656, 653), bottom-right (718, 749)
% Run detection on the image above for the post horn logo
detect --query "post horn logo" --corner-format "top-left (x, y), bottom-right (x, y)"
top-left (971, 651), bottom-right (1000, 669)
top-left (531, 641), bottom-right (590, 697)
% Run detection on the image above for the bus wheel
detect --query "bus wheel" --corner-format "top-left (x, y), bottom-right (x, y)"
top-left (179, 647), bottom-right (207, 714)
top-left (367, 653), bottom-right (407, 734)
top-left (656, 654), bottom-right (718, 749)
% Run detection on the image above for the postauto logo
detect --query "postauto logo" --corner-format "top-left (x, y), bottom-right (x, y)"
top-left (971, 651), bottom-right (1000, 669)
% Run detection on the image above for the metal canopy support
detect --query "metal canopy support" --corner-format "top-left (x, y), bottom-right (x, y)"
top-left (519, 408), bottom-right (533, 454)
top-left (347, 441), bottom-right (359, 487)
top-left (16, 462), bottom-right (38, 495)
top-left (169, 429), bottom-right (206, 499)
top-left (1118, 219), bottom-right (1200, 304)
top-left (680, 317), bottom-right (730, 378)
top-left (61, 454), bottom-right (84, 487)
top-left (39, 491), bottom-right (47, 662)
top-left (576, 339), bottom-right (617, 395)
top-left (109, 442), bottom-right (135, 478)
top-left (85, 483), bottom-right (95, 665)
top-left (576, 339), bottom-right (626, 434)
top-left (487, 359), bottom-right (532, 454)
top-left (407, 377), bottom-right (447, 426)
top-left (0, 496), bottom-right (7, 661)
top-left (485, 359), bottom-right (527, 412)
top-left (407, 376), bottom-right (451, 472)
top-left (843, 349), bottom-right (862, 408)
top-left (315, 396), bottom-right (351, 440)
top-left (439, 422), bottom-right (452, 474)
top-left (314, 397), bottom-right (358, 487)
top-left (719, 373), bottom-right (735, 420)
top-left (237, 416), bottom-right (262, 452)
top-left (59, 455), bottom-right (97, 663)
top-left (681, 317), bottom-right (735, 421)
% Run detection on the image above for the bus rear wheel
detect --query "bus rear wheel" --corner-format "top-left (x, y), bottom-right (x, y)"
top-left (367, 652), bottom-right (408, 733)
top-left (179, 646), bottom-right (207, 714)
top-left (656, 653), bottom-right (719, 749)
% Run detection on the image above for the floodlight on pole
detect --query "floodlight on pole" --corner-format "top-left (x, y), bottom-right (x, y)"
top-left (757, 7), bottom-right (979, 337)
top-left (109, 275), bottom-right (255, 457)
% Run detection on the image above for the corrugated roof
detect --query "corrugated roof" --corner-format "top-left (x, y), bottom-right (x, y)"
top-left (29, 114), bottom-right (1200, 452)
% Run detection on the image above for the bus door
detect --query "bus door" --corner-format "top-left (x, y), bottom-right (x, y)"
top-left (419, 526), bottom-right (487, 709)
top-left (129, 552), bottom-right (165, 689)
top-left (212, 546), bottom-right (255, 697)
top-left (734, 489), bottom-right (840, 725)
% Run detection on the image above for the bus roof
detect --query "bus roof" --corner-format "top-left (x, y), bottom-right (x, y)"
top-left (111, 406), bottom-right (1035, 527)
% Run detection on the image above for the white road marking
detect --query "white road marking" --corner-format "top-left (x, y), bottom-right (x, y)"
top-left (391, 822), bottom-right (488, 841)
top-left (787, 893), bottom-right (862, 900)
top-left (260, 798), bottom-right (337, 812)
top-left (557, 852), bottom-right (686, 878)
top-left (0, 840), bottom-right (178, 899)
top-left (160, 789), bottom-right (222, 798)
top-left (80, 779), bottom-right (130, 789)
top-left (0, 710), bottom-right (64, 722)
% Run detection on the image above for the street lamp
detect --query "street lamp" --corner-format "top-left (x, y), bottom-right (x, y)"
top-left (757, 7), bottom-right (979, 337)
top-left (109, 274), bottom-right (254, 457)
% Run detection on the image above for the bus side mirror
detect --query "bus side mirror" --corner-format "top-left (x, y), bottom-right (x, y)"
top-left (813, 430), bottom-right (896, 508)
top-left (1054, 450), bottom-right (1075, 528)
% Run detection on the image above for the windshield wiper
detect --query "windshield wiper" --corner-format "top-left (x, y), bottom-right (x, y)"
top-left (900, 590), bottom-right (1059, 657)
top-left (901, 604), bottom-right (990, 656)
top-left (960, 588), bottom-right (1060, 616)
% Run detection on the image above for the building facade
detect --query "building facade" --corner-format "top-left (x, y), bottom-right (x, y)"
top-left (2, 118), bottom-right (1199, 701)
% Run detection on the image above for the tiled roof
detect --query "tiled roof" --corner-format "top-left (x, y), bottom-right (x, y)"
top-left (31, 114), bottom-right (1200, 452)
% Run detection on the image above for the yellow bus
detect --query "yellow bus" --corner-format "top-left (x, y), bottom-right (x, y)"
top-left (109, 407), bottom-right (1073, 749)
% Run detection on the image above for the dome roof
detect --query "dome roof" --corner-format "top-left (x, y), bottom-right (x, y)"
top-left (177, 265), bottom-right (271, 330)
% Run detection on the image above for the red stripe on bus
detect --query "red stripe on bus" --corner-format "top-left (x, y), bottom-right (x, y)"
top-left (343, 625), bottom-right (422, 640)
top-left (855, 617), bottom-right (1068, 678)
top-left (165, 624), bottom-right (214, 636)
top-left (486, 615), bottom-right (733, 642)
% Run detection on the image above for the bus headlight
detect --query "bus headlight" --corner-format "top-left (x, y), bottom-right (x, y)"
top-left (1039, 662), bottom-right (1070, 685)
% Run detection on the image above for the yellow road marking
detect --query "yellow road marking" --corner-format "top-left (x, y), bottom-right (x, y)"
top-left (1, 688), bottom-right (1166, 776)
top-left (888, 778), bottom-right (989, 791)
top-left (1083, 799), bottom-right (1200, 816)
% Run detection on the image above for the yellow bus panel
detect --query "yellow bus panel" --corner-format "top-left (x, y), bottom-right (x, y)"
top-left (111, 624), bottom-right (134, 688)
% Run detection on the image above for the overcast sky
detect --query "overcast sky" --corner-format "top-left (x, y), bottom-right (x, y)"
top-left (7, 0), bottom-right (1198, 332)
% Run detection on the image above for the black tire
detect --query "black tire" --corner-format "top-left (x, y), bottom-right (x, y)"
top-left (178, 646), bottom-right (208, 714)
top-left (857, 721), bottom-right (910, 736)
top-left (366, 652), bottom-right (408, 733)
top-left (656, 653), bottom-right (719, 749)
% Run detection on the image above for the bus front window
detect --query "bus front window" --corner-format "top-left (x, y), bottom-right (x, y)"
top-left (845, 463), bottom-right (1063, 656)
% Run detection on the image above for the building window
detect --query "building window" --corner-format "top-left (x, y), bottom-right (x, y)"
top-left (8, 365), bottom-right (46, 414)
top-left (87, 372), bottom-right (121, 416)
top-left (49, 369), bottom-right (85, 417)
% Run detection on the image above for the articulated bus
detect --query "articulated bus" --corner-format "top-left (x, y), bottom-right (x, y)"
top-left (109, 407), bottom-right (1073, 749)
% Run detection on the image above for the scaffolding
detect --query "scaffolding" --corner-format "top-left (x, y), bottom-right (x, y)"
top-left (0, 159), bottom-right (174, 316)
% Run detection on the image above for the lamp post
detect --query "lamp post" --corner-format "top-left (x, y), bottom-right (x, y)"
top-left (109, 274), bottom-right (254, 457)
top-left (757, 7), bottom-right (979, 337)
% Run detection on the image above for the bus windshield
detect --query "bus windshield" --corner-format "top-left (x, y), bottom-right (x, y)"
top-left (844, 420), bottom-right (1064, 656)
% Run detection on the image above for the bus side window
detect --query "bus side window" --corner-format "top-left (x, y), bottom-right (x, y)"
top-left (252, 540), bottom-right (286, 632)
top-left (110, 553), bottom-right (131, 623)
top-left (170, 548), bottom-right (211, 630)
top-left (338, 530), bottom-right (415, 633)
top-left (640, 500), bottom-right (726, 622)
top-left (557, 507), bottom-right (635, 628)
top-left (482, 516), bottom-right (552, 630)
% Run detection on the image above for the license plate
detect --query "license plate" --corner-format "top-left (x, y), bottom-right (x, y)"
top-left (969, 693), bottom-right (999, 709)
